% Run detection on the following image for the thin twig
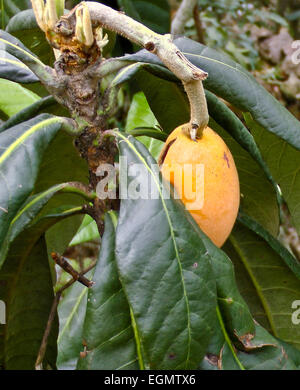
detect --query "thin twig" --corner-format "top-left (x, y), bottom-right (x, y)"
top-left (35, 260), bottom-right (96, 370)
top-left (35, 293), bottom-right (61, 370)
top-left (51, 252), bottom-right (95, 288)
top-left (171, 0), bottom-right (197, 36)
top-left (56, 260), bottom-right (97, 294)
top-left (193, 5), bottom-right (205, 44)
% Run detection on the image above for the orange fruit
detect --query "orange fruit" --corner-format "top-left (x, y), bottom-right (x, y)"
top-left (159, 124), bottom-right (240, 247)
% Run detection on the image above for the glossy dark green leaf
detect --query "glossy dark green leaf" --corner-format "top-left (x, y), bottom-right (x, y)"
top-left (6, 9), bottom-right (55, 66)
top-left (200, 310), bottom-right (298, 370)
top-left (122, 37), bottom-right (300, 150)
top-left (0, 114), bottom-right (66, 259)
top-left (224, 222), bottom-right (300, 350)
top-left (245, 114), bottom-right (300, 235)
top-left (77, 212), bottom-right (139, 370)
top-left (198, 242), bottom-right (298, 369)
top-left (0, 202), bottom-right (88, 370)
top-left (0, 183), bottom-right (71, 268)
top-left (115, 133), bottom-right (217, 369)
top-left (186, 211), bottom-right (256, 347)
top-left (0, 110), bottom-right (89, 272)
top-left (0, 30), bottom-right (47, 77)
top-left (0, 236), bottom-right (58, 369)
top-left (200, 306), bottom-right (299, 370)
top-left (220, 323), bottom-right (297, 370)
top-left (0, 49), bottom-right (38, 83)
top-left (118, 0), bottom-right (170, 35)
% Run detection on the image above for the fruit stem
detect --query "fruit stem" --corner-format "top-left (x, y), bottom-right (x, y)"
top-left (183, 80), bottom-right (209, 140)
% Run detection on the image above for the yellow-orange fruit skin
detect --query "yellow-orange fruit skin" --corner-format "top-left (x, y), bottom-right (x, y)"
top-left (160, 125), bottom-right (240, 247)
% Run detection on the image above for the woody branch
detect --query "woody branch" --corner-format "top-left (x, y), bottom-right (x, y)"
top-left (29, 0), bottom-right (209, 139)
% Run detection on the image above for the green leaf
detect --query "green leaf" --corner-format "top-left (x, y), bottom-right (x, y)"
top-left (0, 183), bottom-right (81, 268)
top-left (45, 215), bottom-right (85, 260)
top-left (224, 222), bottom-right (300, 350)
top-left (0, 236), bottom-right (58, 369)
top-left (200, 306), bottom-right (298, 370)
top-left (0, 0), bottom-right (31, 28)
top-left (122, 37), bottom-right (300, 150)
top-left (34, 131), bottom-right (88, 195)
top-left (57, 272), bottom-right (92, 370)
top-left (6, 9), bottom-right (55, 66)
top-left (0, 49), bottom-right (38, 83)
top-left (118, 0), bottom-right (170, 35)
top-left (115, 133), bottom-right (217, 369)
top-left (55, 0), bottom-right (65, 19)
top-left (0, 78), bottom-right (40, 117)
top-left (221, 323), bottom-right (297, 370)
top-left (125, 91), bottom-right (159, 132)
top-left (69, 215), bottom-right (99, 247)
top-left (0, 29), bottom-right (46, 71)
top-left (245, 114), bottom-right (300, 236)
top-left (0, 96), bottom-right (66, 133)
top-left (125, 91), bottom-right (163, 160)
top-left (198, 232), bottom-right (255, 343)
top-left (238, 212), bottom-right (300, 280)
top-left (0, 114), bottom-right (66, 259)
top-left (77, 212), bottom-right (139, 370)
top-left (0, 202), bottom-right (89, 369)
top-left (128, 127), bottom-right (168, 143)
top-left (201, 306), bottom-right (298, 370)
top-left (0, 112), bottom-right (88, 270)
